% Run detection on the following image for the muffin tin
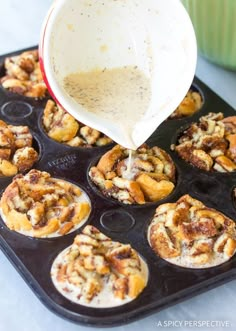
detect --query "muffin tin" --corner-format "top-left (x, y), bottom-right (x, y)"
top-left (0, 47), bottom-right (236, 327)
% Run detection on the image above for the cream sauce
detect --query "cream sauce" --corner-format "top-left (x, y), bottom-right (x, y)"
top-left (0, 181), bottom-right (91, 238)
top-left (164, 251), bottom-right (230, 269)
top-left (51, 245), bottom-right (149, 308)
top-left (127, 149), bottom-right (133, 175)
top-left (63, 66), bottom-right (151, 146)
top-left (121, 150), bottom-right (139, 180)
top-left (147, 224), bottom-right (234, 269)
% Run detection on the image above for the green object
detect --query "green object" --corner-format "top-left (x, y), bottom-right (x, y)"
top-left (182, 0), bottom-right (236, 69)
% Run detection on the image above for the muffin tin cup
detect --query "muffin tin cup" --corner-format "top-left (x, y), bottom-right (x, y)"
top-left (168, 83), bottom-right (205, 121)
top-left (38, 108), bottom-right (115, 153)
top-left (1, 47), bottom-right (236, 327)
top-left (87, 153), bottom-right (181, 209)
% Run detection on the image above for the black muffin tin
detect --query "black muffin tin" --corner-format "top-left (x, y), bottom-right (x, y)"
top-left (0, 47), bottom-right (236, 328)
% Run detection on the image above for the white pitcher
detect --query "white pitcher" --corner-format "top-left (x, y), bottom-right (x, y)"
top-left (40, 0), bottom-right (197, 150)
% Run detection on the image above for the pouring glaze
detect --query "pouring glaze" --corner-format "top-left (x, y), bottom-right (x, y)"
top-left (40, 0), bottom-right (197, 149)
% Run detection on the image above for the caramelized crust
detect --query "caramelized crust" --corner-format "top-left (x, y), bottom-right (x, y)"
top-left (97, 145), bottom-right (123, 174)
top-left (148, 194), bottom-right (236, 268)
top-left (42, 100), bottom-right (112, 147)
top-left (89, 144), bottom-right (176, 204)
top-left (51, 225), bottom-right (147, 304)
top-left (169, 89), bottom-right (203, 119)
top-left (174, 112), bottom-right (236, 172)
top-left (136, 174), bottom-right (174, 202)
top-left (179, 219), bottom-right (217, 241)
top-left (0, 169), bottom-right (91, 237)
top-left (1, 50), bottom-right (47, 98)
top-left (12, 147), bottom-right (38, 172)
top-left (214, 155), bottom-right (236, 172)
top-left (0, 120), bottom-right (38, 176)
top-left (149, 222), bottom-right (180, 258)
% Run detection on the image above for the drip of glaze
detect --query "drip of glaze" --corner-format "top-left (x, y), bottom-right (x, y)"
top-left (126, 149), bottom-right (133, 176)
top-left (122, 149), bottom-right (139, 180)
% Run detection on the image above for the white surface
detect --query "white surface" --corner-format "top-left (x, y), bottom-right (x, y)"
top-left (41, 0), bottom-right (197, 149)
top-left (0, 1), bottom-right (236, 331)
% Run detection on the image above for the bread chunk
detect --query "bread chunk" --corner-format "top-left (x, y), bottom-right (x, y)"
top-left (0, 120), bottom-right (38, 176)
top-left (0, 169), bottom-right (91, 237)
top-left (51, 225), bottom-right (148, 307)
top-left (42, 100), bottom-right (112, 147)
top-left (89, 144), bottom-right (176, 204)
top-left (175, 112), bottom-right (236, 172)
top-left (1, 50), bottom-right (47, 98)
top-left (148, 194), bottom-right (236, 268)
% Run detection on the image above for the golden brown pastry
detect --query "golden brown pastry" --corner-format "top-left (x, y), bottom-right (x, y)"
top-left (0, 120), bottom-right (38, 176)
top-left (89, 144), bottom-right (176, 204)
top-left (148, 194), bottom-right (236, 268)
top-left (42, 100), bottom-right (113, 147)
top-left (169, 89), bottom-right (203, 119)
top-left (0, 169), bottom-right (91, 237)
top-left (173, 112), bottom-right (236, 172)
top-left (1, 50), bottom-right (47, 98)
top-left (51, 225), bottom-right (148, 307)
